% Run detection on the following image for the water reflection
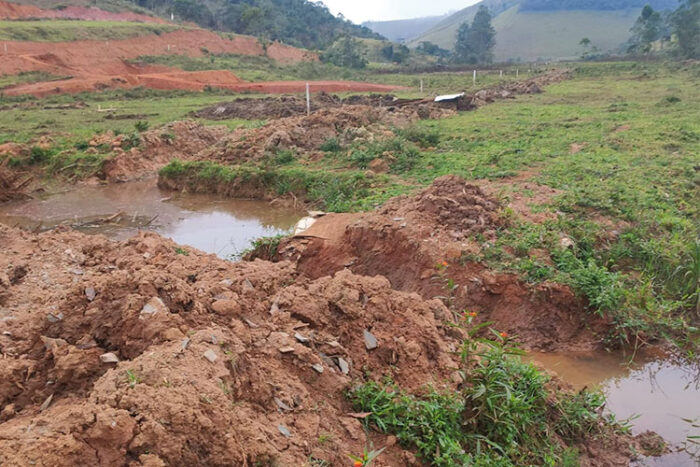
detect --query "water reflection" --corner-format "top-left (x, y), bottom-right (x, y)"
top-left (526, 351), bottom-right (700, 465)
top-left (0, 179), bottom-right (302, 258)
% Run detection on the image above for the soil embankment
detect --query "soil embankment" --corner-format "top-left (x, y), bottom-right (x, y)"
top-left (0, 28), bottom-right (330, 96)
top-left (0, 0), bottom-right (167, 23)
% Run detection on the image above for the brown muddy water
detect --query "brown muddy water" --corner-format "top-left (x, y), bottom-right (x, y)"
top-left (0, 179), bottom-right (302, 258)
top-left (527, 351), bottom-right (700, 466)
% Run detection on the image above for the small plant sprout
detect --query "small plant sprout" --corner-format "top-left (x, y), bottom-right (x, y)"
top-left (125, 369), bottom-right (140, 389)
top-left (348, 447), bottom-right (386, 467)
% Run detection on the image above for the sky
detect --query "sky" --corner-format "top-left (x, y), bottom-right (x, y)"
top-left (317, 0), bottom-right (480, 23)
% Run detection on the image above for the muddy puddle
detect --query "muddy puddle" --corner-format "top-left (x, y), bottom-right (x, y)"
top-left (0, 179), bottom-right (302, 258)
top-left (527, 351), bottom-right (700, 465)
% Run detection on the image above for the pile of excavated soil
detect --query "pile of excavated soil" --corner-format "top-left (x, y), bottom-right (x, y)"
top-left (95, 120), bottom-right (230, 182)
top-left (193, 93), bottom-right (407, 120)
top-left (0, 224), bottom-right (463, 466)
top-left (379, 175), bottom-right (506, 242)
top-left (277, 176), bottom-right (607, 352)
top-left (0, 223), bottom-right (657, 466)
top-left (198, 104), bottom-right (453, 164)
top-left (0, 0), bottom-right (167, 22)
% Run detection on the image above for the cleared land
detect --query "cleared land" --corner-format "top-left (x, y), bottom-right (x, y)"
top-left (0, 60), bottom-right (698, 466)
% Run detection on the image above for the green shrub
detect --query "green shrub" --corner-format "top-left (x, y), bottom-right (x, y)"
top-left (29, 145), bottom-right (54, 164)
top-left (320, 137), bottom-right (342, 152)
top-left (134, 120), bottom-right (149, 132)
top-left (349, 339), bottom-right (608, 467)
top-left (397, 126), bottom-right (441, 148)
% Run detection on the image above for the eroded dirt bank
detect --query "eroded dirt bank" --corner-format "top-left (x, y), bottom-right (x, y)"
top-left (0, 224), bottom-right (658, 466)
top-left (270, 176), bottom-right (607, 352)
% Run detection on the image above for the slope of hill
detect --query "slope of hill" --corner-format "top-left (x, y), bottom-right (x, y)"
top-left (8, 0), bottom-right (384, 49)
top-left (411, 0), bottom-right (680, 61)
top-left (362, 14), bottom-right (449, 43)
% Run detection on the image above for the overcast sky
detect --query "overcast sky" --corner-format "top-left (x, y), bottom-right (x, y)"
top-left (317, 0), bottom-right (480, 23)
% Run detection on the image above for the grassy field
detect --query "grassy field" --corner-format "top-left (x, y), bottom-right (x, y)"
top-left (0, 19), bottom-right (180, 41)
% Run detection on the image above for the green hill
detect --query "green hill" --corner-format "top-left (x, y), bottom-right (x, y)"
top-left (362, 14), bottom-right (449, 43)
top-left (9, 0), bottom-right (384, 49)
top-left (410, 0), bottom-right (679, 61)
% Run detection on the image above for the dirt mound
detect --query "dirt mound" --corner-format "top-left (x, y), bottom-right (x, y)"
top-left (193, 93), bottom-right (408, 120)
top-left (198, 104), bottom-right (453, 164)
top-left (96, 120), bottom-right (229, 182)
top-left (379, 175), bottom-right (506, 242)
top-left (0, 224), bottom-right (462, 466)
top-left (0, 0), bottom-right (167, 22)
top-left (276, 176), bottom-right (606, 352)
top-left (434, 69), bottom-right (571, 111)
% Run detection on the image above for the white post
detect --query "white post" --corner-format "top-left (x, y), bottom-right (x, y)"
top-left (167, 44), bottom-right (171, 52)
top-left (473, 69), bottom-right (476, 86)
top-left (420, 79), bottom-right (423, 93)
top-left (516, 68), bottom-right (519, 78)
top-left (500, 70), bottom-right (503, 78)
top-left (306, 83), bottom-right (310, 116)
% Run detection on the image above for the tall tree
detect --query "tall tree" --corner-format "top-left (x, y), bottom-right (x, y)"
top-left (468, 5), bottom-right (497, 64)
top-left (453, 5), bottom-right (496, 64)
top-left (671, 0), bottom-right (700, 58)
top-left (454, 22), bottom-right (473, 63)
top-left (628, 4), bottom-right (664, 53)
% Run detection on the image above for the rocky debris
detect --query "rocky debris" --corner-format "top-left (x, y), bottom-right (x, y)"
top-left (363, 330), bottom-right (378, 350)
top-left (277, 425), bottom-right (292, 438)
top-left (85, 287), bottom-right (96, 301)
top-left (99, 353), bottom-right (119, 363)
top-left (203, 349), bottom-right (218, 363)
top-left (140, 296), bottom-right (167, 318)
top-left (336, 357), bottom-right (350, 375)
top-left (311, 363), bottom-right (324, 374)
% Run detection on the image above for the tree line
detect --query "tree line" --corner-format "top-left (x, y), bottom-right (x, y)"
top-left (126, 0), bottom-right (383, 49)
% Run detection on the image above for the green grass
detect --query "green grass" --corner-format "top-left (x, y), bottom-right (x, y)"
top-left (0, 87), bottom-right (263, 144)
top-left (158, 159), bottom-right (402, 212)
top-left (0, 19), bottom-right (180, 42)
top-left (348, 338), bottom-right (609, 466)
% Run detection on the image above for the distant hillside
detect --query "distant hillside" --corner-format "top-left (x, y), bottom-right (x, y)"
top-left (9, 0), bottom-right (384, 49)
top-left (363, 14), bottom-right (449, 43)
top-left (411, 0), bottom-right (680, 61)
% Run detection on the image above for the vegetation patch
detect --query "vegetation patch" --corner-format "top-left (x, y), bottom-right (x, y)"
top-left (349, 338), bottom-right (612, 466)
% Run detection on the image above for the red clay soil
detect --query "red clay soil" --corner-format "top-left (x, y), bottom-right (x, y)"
top-left (0, 25), bottom-right (404, 96)
top-left (1, 28), bottom-right (394, 97)
top-left (0, 225), bottom-right (462, 466)
top-left (0, 0), bottom-right (167, 23)
top-left (0, 223), bottom-right (650, 466)
top-left (275, 176), bottom-right (610, 352)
